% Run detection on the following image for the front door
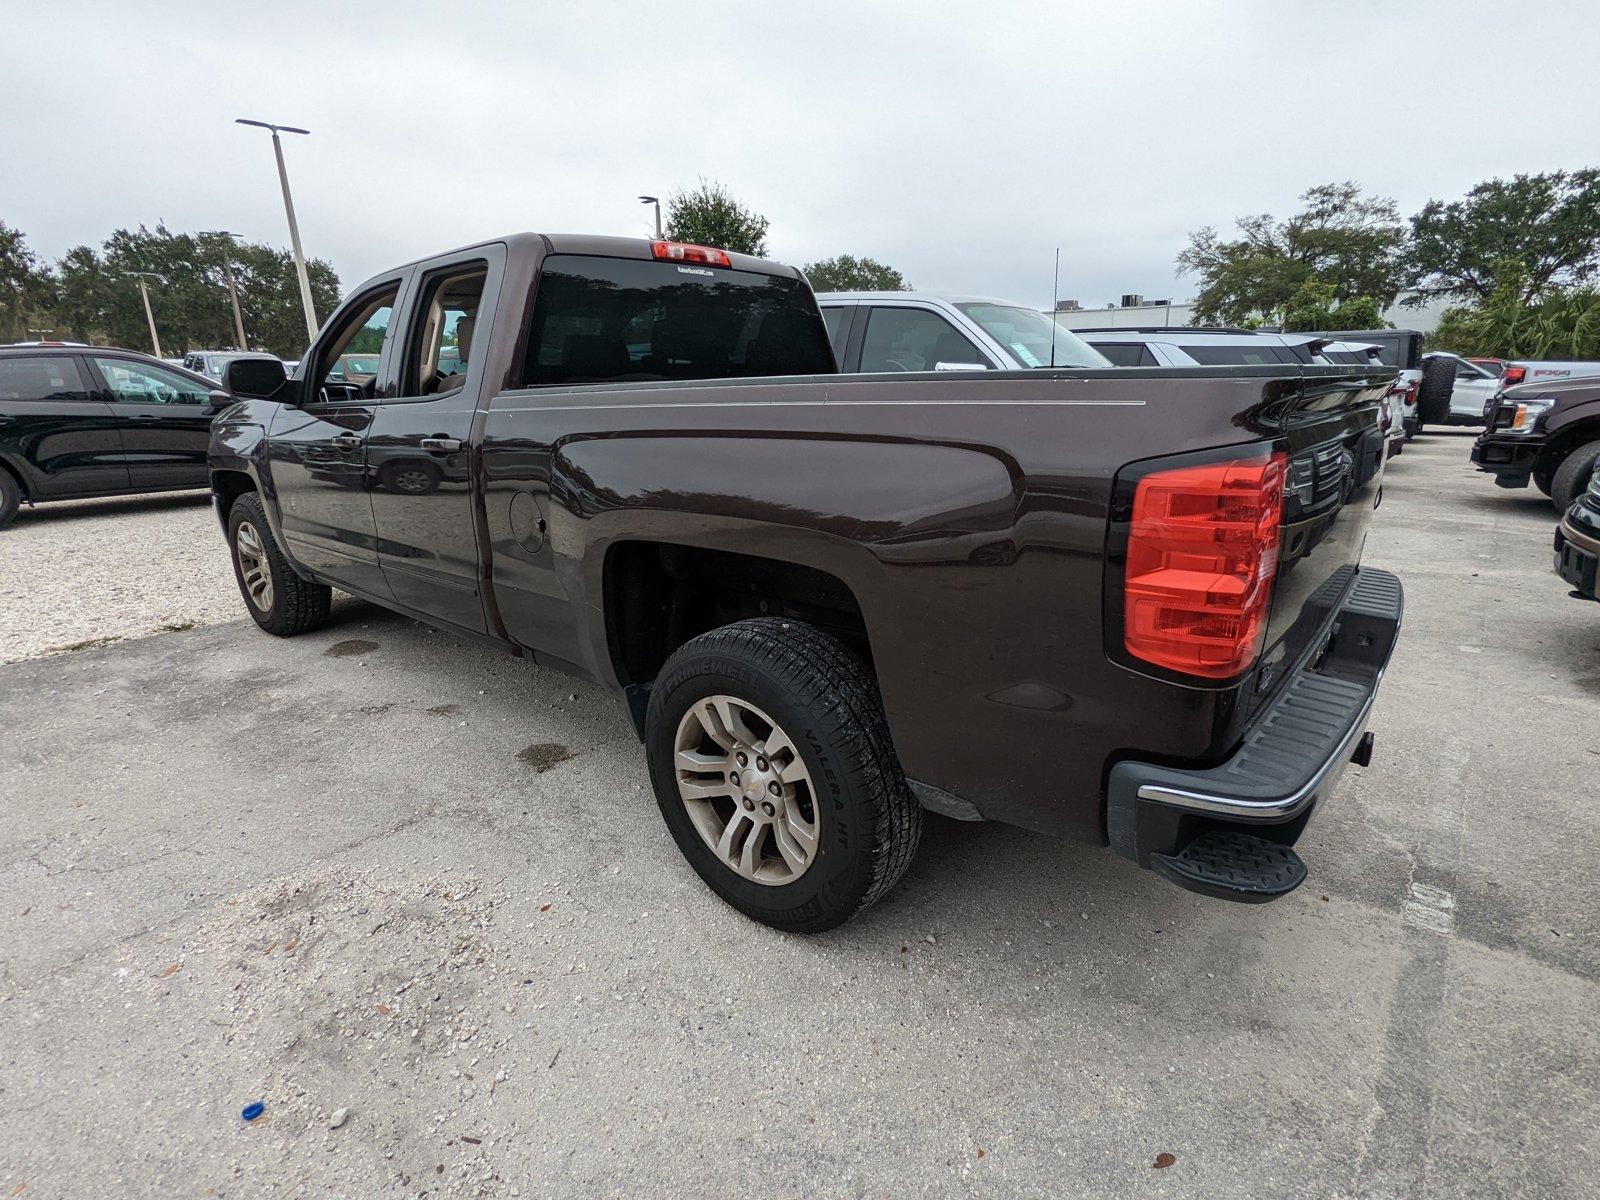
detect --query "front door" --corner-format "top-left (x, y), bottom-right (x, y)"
top-left (368, 251), bottom-right (501, 634)
top-left (269, 280), bottom-right (403, 599)
top-left (0, 355), bottom-right (128, 498)
top-left (87, 355), bottom-right (216, 491)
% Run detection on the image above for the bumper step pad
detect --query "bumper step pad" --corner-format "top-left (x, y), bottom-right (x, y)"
top-left (1151, 831), bottom-right (1307, 903)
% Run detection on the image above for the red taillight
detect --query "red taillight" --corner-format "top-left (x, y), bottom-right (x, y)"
top-left (1503, 366), bottom-right (1527, 386)
top-left (1123, 451), bottom-right (1287, 679)
top-left (651, 240), bottom-right (731, 268)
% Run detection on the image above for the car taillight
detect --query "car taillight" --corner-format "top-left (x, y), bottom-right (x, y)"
top-left (1123, 450), bottom-right (1287, 679)
top-left (651, 240), bottom-right (732, 267)
top-left (1503, 366), bottom-right (1526, 386)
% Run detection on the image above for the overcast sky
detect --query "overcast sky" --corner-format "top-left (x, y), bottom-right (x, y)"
top-left (3, 0), bottom-right (1596, 311)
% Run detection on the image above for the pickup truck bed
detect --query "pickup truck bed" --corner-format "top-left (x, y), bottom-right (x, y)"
top-left (210, 232), bottom-right (1402, 931)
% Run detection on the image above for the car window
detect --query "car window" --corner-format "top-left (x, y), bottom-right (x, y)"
top-left (859, 307), bottom-right (991, 373)
top-left (522, 254), bottom-right (835, 386)
top-left (404, 263), bottom-right (488, 395)
top-left (1090, 342), bottom-right (1158, 367)
top-left (1182, 344), bottom-right (1299, 366)
top-left (316, 288), bottom-right (398, 399)
top-left (0, 356), bottom-right (92, 402)
top-left (820, 306), bottom-right (849, 354)
top-left (93, 357), bottom-right (211, 405)
top-left (956, 304), bottom-right (1109, 368)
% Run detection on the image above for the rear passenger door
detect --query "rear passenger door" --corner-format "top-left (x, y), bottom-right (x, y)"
top-left (87, 356), bottom-right (217, 490)
top-left (0, 355), bottom-right (128, 498)
top-left (367, 246), bottom-right (504, 634)
top-left (857, 305), bottom-right (994, 373)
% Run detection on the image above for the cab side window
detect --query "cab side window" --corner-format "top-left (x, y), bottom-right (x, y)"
top-left (93, 357), bottom-right (210, 404)
top-left (858, 307), bottom-right (991, 373)
top-left (403, 264), bottom-right (488, 396)
top-left (314, 288), bottom-right (398, 402)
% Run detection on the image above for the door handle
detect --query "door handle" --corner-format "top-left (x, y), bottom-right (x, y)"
top-left (132, 413), bottom-right (161, 420)
top-left (419, 437), bottom-right (462, 452)
top-left (331, 434), bottom-right (363, 450)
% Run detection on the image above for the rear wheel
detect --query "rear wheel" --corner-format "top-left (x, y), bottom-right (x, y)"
top-left (1417, 357), bottom-right (1454, 425)
top-left (227, 492), bottom-right (332, 636)
top-left (0, 470), bottom-right (19, 530)
top-left (645, 618), bottom-right (922, 933)
top-left (1550, 440), bottom-right (1600, 511)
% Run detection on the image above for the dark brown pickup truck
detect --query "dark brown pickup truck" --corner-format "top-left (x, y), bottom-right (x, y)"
top-left (209, 233), bottom-right (1403, 931)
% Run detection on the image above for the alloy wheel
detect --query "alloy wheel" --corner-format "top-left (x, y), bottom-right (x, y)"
top-left (234, 520), bottom-right (274, 613)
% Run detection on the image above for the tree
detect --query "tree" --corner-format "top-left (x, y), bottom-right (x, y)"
top-left (802, 254), bottom-right (909, 292)
top-left (1177, 182), bottom-right (1408, 326)
top-left (1428, 260), bottom-right (1600, 360)
top-left (45, 224), bottom-right (340, 358)
top-left (663, 181), bottom-right (769, 257)
top-left (1407, 169), bottom-right (1600, 305)
top-left (1280, 280), bottom-right (1388, 332)
top-left (0, 222), bottom-right (57, 342)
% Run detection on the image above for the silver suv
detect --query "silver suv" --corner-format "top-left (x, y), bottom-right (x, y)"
top-left (815, 293), bottom-right (1109, 372)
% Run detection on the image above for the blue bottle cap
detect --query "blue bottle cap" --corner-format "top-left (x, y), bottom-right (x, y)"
top-left (241, 1101), bottom-right (266, 1122)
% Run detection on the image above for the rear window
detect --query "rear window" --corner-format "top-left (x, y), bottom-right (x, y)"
top-left (1323, 350), bottom-right (1366, 365)
top-left (521, 255), bottom-right (836, 387)
top-left (1183, 344), bottom-right (1300, 366)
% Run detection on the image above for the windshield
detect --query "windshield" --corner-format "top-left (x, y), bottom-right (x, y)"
top-left (956, 304), bottom-right (1110, 368)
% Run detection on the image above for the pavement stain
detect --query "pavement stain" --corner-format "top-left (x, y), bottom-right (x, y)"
top-left (517, 742), bottom-right (573, 772)
top-left (427, 703), bottom-right (460, 716)
top-left (324, 639), bottom-right (380, 658)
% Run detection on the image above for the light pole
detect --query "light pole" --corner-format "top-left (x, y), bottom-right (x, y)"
top-left (128, 271), bottom-right (164, 358)
top-left (236, 118), bottom-right (318, 344)
top-left (638, 195), bottom-right (662, 239)
top-left (201, 230), bottom-right (248, 349)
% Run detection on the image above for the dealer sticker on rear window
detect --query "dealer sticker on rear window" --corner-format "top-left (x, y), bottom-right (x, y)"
top-left (676, 266), bottom-right (715, 277)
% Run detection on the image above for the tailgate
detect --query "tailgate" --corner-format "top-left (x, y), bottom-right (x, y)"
top-left (1248, 371), bottom-right (1392, 716)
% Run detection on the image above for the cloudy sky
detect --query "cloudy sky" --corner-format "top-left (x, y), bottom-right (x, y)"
top-left (3, 0), bottom-right (1596, 310)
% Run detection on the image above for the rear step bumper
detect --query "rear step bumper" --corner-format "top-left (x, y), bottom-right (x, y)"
top-left (1106, 567), bottom-right (1403, 903)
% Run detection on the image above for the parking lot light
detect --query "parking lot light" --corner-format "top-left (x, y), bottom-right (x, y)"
top-left (201, 230), bottom-right (249, 350)
top-left (127, 271), bottom-right (164, 358)
top-left (236, 118), bottom-right (318, 345)
top-left (638, 195), bottom-right (662, 239)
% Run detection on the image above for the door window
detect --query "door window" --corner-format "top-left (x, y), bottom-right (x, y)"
top-left (316, 287), bottom-right (398, 401)
top-left (858, 307), bottom-right (991, 373)
top-left (1091, 342), bottom-right (1159, 367)
top-left (93, 357), bottom-right (211, 404)
top-left (0, 356), bottom-right (91, 402)
top-left (820, 305), bottom-right (849, 354)
top-left (403, 264), bottom-right (488, 395)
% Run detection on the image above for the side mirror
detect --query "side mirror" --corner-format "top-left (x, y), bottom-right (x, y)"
top-left (226, 357), bottom-right (288, 400)
top-left (204, 388), bottom-right (231, 414)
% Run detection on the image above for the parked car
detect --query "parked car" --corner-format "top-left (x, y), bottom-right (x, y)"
top-left (182, 350), bottom-right (284, 383)
top-left (0, 346), bottom-right (228, 528)
top-left (1554, 459), bottom-right (1600, 602)
top-left (1072, 326), bottom-right (1329, 368)
top-left (1312, 329), bottom-right (1424, 435)
top-left (208, 232), bottom-right (1400, 931)
top-left (1417, 351), bottom-right (1499, 426)
top-left (1472, 377), bottom-right (1600, 508)
top-left (815, 292), bottom-right (1109, 371)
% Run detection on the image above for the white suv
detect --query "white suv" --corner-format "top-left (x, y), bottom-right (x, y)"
top-left (1072, 326), bottom-right (1331, 368)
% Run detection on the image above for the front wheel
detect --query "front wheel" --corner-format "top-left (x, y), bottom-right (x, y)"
top-left (645, 618), bottom-right (922, 933)
top-left (227, 492), bottom-right (332, 636)
top-left (1550, 440), bottom-right (1600, 511)
top-left (0, 470), bottom-right (20, 530)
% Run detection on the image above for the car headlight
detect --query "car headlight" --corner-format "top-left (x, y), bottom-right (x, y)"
top-left (1510, 398), bottom-right (1554, 432)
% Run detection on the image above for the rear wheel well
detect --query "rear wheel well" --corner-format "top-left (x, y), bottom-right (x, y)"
top-left (1537, 421), bottom-right (1600, 473)
top-left (211, 470), bottom-right (255, 524)
top-left (605, 542), bottom-right (872, 692)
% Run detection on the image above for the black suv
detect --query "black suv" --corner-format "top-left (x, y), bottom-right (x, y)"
top-left (0, 345), bottom-right (226, 528)
top-left (1555, 461), bottom-right (1600, 602)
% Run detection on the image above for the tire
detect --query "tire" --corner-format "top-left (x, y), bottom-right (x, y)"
top-left (379, 459), bottom-right (441, 495)
top-left (1416, 357), bottom-right (1455, 426)
top-left (0, 470), bottom-right (20, 530)
top-left (1533, 469), bottom-right (1554, 497)
top-left (227, 492), bottom-right (332, 636)
top-left (1549, 440), bottom-right (1600, 511)
top-left (645, 618), bottom-right (922, 933)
